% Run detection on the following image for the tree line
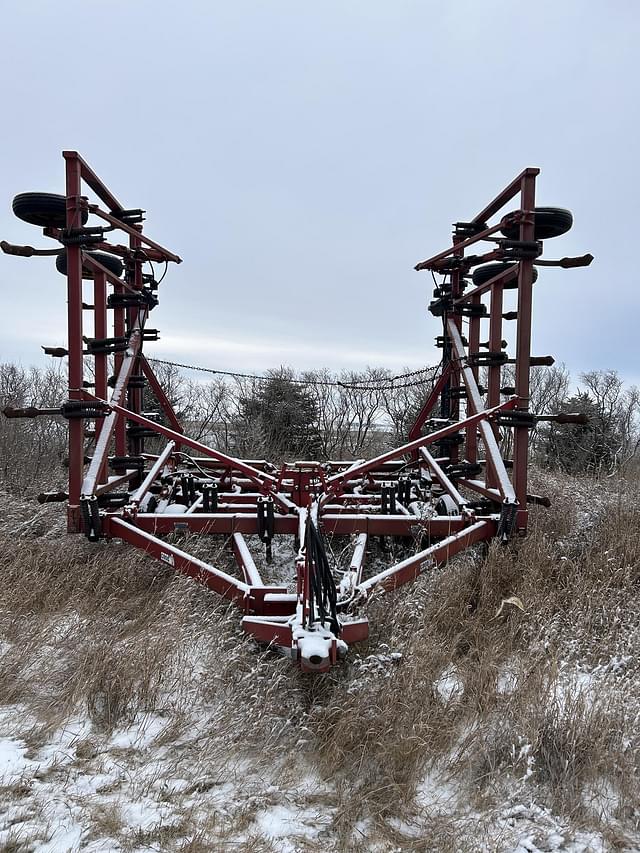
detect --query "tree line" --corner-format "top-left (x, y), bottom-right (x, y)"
top-left (0, 359), bottom-right (638, 496)
top-left (142, 362), bottom-right (439, 461)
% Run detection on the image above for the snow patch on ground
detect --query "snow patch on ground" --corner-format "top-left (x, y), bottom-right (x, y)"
top-left (434, 664), bottom-right (464, 702)
top-left (0, 734), bottom-right (31, 783)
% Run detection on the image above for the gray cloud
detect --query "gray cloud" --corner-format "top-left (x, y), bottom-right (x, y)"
top-left (1, 1), bottom-right (637, 381)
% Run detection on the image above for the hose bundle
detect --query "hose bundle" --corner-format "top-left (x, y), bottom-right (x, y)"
top-left (305, 520), bottom-right (340, 635)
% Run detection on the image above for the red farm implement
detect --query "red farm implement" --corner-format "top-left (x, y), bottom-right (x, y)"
top-left (2, 153), bottom-right (592, 672)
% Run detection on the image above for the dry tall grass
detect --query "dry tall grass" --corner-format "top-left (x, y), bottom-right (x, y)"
top-left (0, 472), bottom-right (639, 850)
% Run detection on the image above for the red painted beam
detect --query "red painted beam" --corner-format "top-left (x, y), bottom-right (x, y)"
top-left (63, 150), bottom-right (125, 213)
top-left (107, 517), bottom-right (248, 603)
top-left (139, 356), bottom-right (185, 437)
top-left (407, 365), bottom-right (451, 442)
top-left (472, 167), bottom-right (540, 224)
top-left (358, 519), bottom-right (495, 594)
top-left (122, 512), bottom-right (475, 538)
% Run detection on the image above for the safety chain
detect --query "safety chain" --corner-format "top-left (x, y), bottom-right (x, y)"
top-left (146, 357), bottom-right (437, 392)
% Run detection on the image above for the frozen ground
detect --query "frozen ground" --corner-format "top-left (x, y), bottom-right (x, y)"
top-left (0, 667), bottom-right (633, 852)
top-left (0, 667), bottom-right (631, 852)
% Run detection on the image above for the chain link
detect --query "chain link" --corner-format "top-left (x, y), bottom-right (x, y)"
top-left (146, 357), bottom-right (436, 392)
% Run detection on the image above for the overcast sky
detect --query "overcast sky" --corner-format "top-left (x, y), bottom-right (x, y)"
top-left (1, 0), bottom-right (638, 385)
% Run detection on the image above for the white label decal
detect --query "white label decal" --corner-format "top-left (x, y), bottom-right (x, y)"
top-left (160, 552), bottom-right (175, 567)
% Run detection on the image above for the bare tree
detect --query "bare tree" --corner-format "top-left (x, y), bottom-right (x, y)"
top-left (0, 362), bottom-right (68, 493)
top-left (538, 369), bottom-right (640, 475)
top-left (581, 370), bottom-right (640, 473)
top-left (380, 366), bottom-right (439, 444)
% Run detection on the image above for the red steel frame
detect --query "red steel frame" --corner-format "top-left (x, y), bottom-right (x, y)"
top-left (2, 155), bottom-right (590, 672)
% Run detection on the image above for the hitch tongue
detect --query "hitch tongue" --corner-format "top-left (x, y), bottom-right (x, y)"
top-left (294, 629), bottom-right (334, 672)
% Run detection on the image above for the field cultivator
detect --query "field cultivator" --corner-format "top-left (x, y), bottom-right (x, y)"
top-left (2, 153), bottom-right (592, 672)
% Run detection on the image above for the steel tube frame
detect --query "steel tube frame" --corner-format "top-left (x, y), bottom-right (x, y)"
top-left (90, 400), bottom-right (280, 491)
top-left (92, 270), bottom-right (109, 485)
top-left (60, 151), bottom-right (183, 527)
top-left (326, 399), bottom-right (516, 493)
top-left (419, 447), bottom-right (468, 508)
top-left (232, 533), bottom-right (264, 586)
top-left (7, 154), bottom-right (586, 672)
top-left (88, 205), bottom-right (182, 264)
top-left (466, 292), bottom-right (482, 464)
top-left (130, 441), bottom-right (175, 505)
top-left (446, 318), bottom-right (516, 502)
top-left (471, 167), bottom-right (540, 224)
top-left (81, 322), bottom-right (144, 496)
top-left (453, 265), bottom-right (518, 304)
top-left (109, 517), bottom-right (248, 602)
top-left (513, 172), bottom-right (537, 529)
top-left (349, 533), bottom-right (368, 583)
top-left (357, 520), bottom-right (494, 594)
top-left (414, 222), bottom-right (504, 271)
top-left (63, 150), bottom-right (125, 213)
top-left (131, 512), bottom-right (474, 537)
top-left (139, 355), bottom-right (184, 438)
top-left (65, 156), bottom-right (85, 530)
top-left (407, 365), bottom-right (451, 442)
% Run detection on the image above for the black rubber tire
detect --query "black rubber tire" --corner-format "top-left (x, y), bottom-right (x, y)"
top-left (12, 192), bottom-right (88, 229)
top-left (55, 250), bottom-right (124, 280)
top-left (500, 206), bottom-right (573, 241)
top-left (472, 262), bottom-right (538, 290)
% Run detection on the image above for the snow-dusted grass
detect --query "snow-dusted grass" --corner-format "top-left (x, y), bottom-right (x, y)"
top-left (0, 473), bottom-right (640, 851)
